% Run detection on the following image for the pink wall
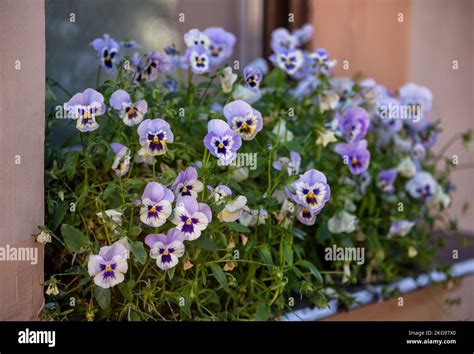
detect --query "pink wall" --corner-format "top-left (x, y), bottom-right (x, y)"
top-left (0, 0), bottom-right (45, 319)
top-left (410, 0), bottom-right (474, 232)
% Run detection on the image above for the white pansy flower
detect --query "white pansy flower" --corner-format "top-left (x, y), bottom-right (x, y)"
top-left (328, 211), bottom-right (357, 234)
top-left (397, 156), bottom-right (416, 178)
top-left (220, 66), bottom-right (238, 93)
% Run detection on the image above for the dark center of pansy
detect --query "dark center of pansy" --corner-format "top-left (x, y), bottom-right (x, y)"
top-left (180, 185), bottom-right (192, 196)
top-left (302, 208), bottom-right (312, 219)
top-left (351, 156), bottom-right (360, 167)
top-left (210, 45), bottom-right (222, 57)
top-left (148, 131), bottom-right (166, 151)
top-left (100, 263), bottom-right (117, 279)
top-left (159, 247), bottom-right (175, 263)
top-left (126, 106), bottom-right (138, 118)
top-left (148, 204), bottom-right (163, 218)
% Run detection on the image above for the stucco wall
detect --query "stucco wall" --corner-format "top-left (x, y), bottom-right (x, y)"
top-left (0, 0), bottom-right (45, 320)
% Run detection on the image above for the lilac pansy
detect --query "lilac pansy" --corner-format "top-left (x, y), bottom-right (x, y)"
top-left (334, 139), bottom-right (371, 175)
top-left (270, 28), bottom-right (297, 52)
top-left (308, 48), bottom-right (337, 75)
top-left (337, 107), bottom-right (370, 142)
top-left (387, 220), bottom-right (416, 238)
top-left (296, 205), bottom-right (317, 226)
top-left (64, 88), bottom-right (106, 133)
top-left (140, 182), bottom-right (175, 227)
top-left (171, 167), bottom-right (204, 199)
top-left (145, 229), bottom-right (185, 270)
top-left (273, 151), bottom-right (301, 176)
top-left (172, 196), bottom-right (212, 241)
top-left (270, 49), bottom-right (304, 75)
top-left (399, 83), bottom-right (433, 132)
top-left (405, 171), bottom-right (438, 201)
top-left (110, 90), bottom-right (148, 126)
top-left (134, 51), bottom-right (172, 83)
top-left (204, 27), bottom-right (236, 66)
top-left (203, 119), bottom-right (242, 165)
top-left (244, 66), bottom-right (263, 92)
top-left (184, 29), bottom-right (211, 49)
top-left (88, 241), bottom-right (128, 289)
top-left (223, 100), bottom-right (263, 140)
top-left (287, 169), bottom-right (331, 214)
top-left (293, 23), bottom-right (313, 47)
top-left (377, 168), bottom-right (398, 193)
top-left (90, 34), bottom-right (120, 71)
top-left (110, 142), bottom-right (131, 177)
top-left (185, 45), bottom-right (211, 74)
top-left (207, 185), bottom-right (232, 204)
top-left (137, 118), bottom-right (174, 156)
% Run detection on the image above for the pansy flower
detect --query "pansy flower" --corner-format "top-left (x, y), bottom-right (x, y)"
top-left (399, 83), bottom-right (432, 132)
top-left (140, 182), bottom-right (175, 227)
top-left (328, 211), bottom-right (358, 234)
top-left (203, 119), bottom-right (242, 165)
top-left (270, 49), bottom-right (304, 75)
top-left (145, 229), bottom-right (185, 270)
top-left (185, 45), bottom-right (211, 74)
top-left (377, 97), bottom-right (403, 133)
top-left (287, 169), bottom-right (331, 214)
top-left (217, 195), bottom-right (249, 222)
top-left (243, 66), bottom-right (263, 92)
top-left (387, 220), bottom-right (415, 238)
top-left (90, 34), bottom-right (120, 71)
top-left (110, 90), bottom-right (148, 126)
top-left (184, 29), bottom-right (211, 49)
top-left (293, 23), bottom-right (313, 47)
top-left (377, 168), bottom-right (398, 193)
top-left (270, 28), bottom-right (297, 52)
top-left (172, 196), bottom-right (212, 241)
top-left (135, 51), bottom-right (172, 83)
top-left (296, 205), bottom-right (317, 226)
top-left (137, 118), bottom-right (174, 156)
top-left (110, 142), bottom-right (131, 177)
top-left (334, 139), bottom-right (371, 175)
top-left (171, 167), bottom-right (204, 199)
top-left (337, 107), bottom-right (370, 142)
top-left (273, 151), bottom-right (301, 176)
top-left (223, 100), bottom-right (263, 140)
top-left (220, 66), bottom-right (238, 93)
top-left (204, 27), bottom-right (236, 66)
top-left (88, 241), bottom-right (129, 289)
top-left (308, 48), bottom-right (337, 75)
top-left (405, 171), bottom-right (438, 201)
top-left (207, 185), bottom-right (232, 204)
top-left (64, 88), bottom-right (106, 133)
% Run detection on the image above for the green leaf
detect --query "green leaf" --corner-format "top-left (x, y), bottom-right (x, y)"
top-left (63, 151), bottom-right (79, 181)
top-left (49, 201), bottom-right (68, 232)
top-left (258, 245), bottom-right (273, 266)
top-left (316, 221), bottom-right (331, 242)
top-left (297, 260), bottom-right (323, 284)
top-left (227, 222), bottom-right (251, 233)
top-left (118, 280), bottom-right (134, 302)
top-left (129, 226), bottom-right (142, 237)
top-left (167, 267), bottom-right (176, 280)
top-left (282, 241), bottom-right (293, 266)
top-left (94, 287), bottom-right (111, 310)
top-left (130, 241), bottom-right (147, 265)
top-left (288, 227), bottom-right (307, 240)
top-left (103, 183), bottom-right (119, 204)
top-left (209, 264), bottom-right (229, 291)
top-left (189, 234), bottom-right (218, 251)
top-left (60, 224), bottom-right (90, 253)
top-left (255, 303), bottom-right (271, 321)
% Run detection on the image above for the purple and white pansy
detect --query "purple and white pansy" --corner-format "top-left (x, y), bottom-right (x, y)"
top-left (223, 100), bottom-right (263, 140)
top-left (243, 65), bottom-right (263, 92)
top-left (88, 240), bottom-right (129, 289)
top-left (145, 229), bottom-right (185, 270)
top-left (64, 88), bottom-right (106, 133)
top-left (110, 142), bottom-right (131, 177)
top-left (172, 196), bottom-right (212, 241)
top-left (203, 119), bottom-right (242, 165)
top-left (334, 139), bottom-right (371, 175)
top-left (184, 29), bottom-right (211, 49)
top-left (185, 45), bottom-right (211, 74)
top-left (405, 171), bottom-right (438, 201)
top-left (273, 151), bottom-right (301, 176)
top-left (207, 184), bottom-right (232, 204)
top-left (270, 49), bottom-right (304, 75)
top-left (337, 107), bottom-right (370, 143)
top-left (387, 220), bottom-right (416, 238)
top-left (171, 167), bottom-right (204, 199)
top-left (137, 118), bottom-right (174, 156)
top-left (287, 169), bottom-right (331, 215)
top-left (140, 182), bottom-right (175, 227)
top-left (204, 27), bottom-right (236, 66)
top-left (377, 168), bottom-right (398, 193)
top-left (90, 34), bottom-right (120, 71)
top-left (110, 89), bottom-right (148, 126)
